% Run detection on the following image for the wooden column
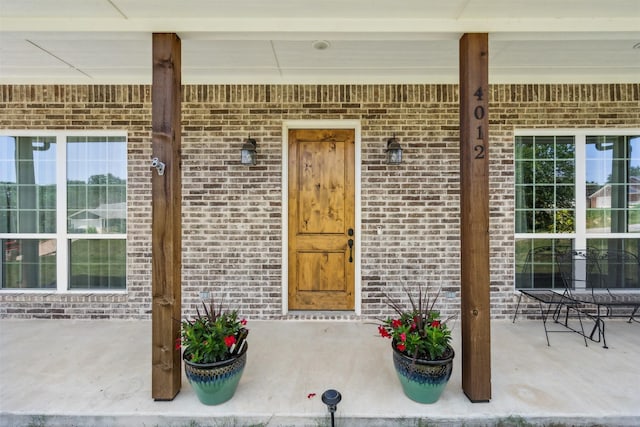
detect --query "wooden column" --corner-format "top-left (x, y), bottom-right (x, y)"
top-left (151, 33), bottom-right (182, 401)
top-left (459, 33), bottom-right (491, 402)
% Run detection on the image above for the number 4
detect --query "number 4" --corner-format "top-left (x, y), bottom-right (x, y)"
top-left (474, 87), bottom-right (483, 101)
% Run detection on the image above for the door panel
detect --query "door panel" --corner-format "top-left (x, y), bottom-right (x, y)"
top-left (297, 251), bottom-right (345, 292)
top-left (288, 129), bottom-right (355, 310)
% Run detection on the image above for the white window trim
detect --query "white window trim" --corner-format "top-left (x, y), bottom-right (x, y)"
top-left (0, 130), bottom-right (128, 293)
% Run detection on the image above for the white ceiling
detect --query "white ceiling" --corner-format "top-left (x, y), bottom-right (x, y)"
top-left (0, 0), bottom-right (639, 84)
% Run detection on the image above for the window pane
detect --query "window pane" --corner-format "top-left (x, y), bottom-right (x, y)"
top-left (67, 136), bottom-right (127, 234)
top-left (556, 185), bottom-right (574, 209)
top-left (515, 210), bottom-right (533, 233)
top-left (555, 209), bottom-right (575, 233)
top-left (535, 187), bottom-right (554, 208)
top-left (515, 160), bottom-right (533, 185)
top-left (1, 239), bottom-right (57, 289)
top-left (0, 184), bottom-right (17, 233)
top-left (586, 239), bottom-right (640, 289)
top-left (515, 239), bottom-right (573, 289)
top-left (555, 137), bottom-right (575, 159)
top-left (0, 136), bottom-right (57, 233)
top-left (586, 135), bottom-right (639, 233)
top-left (534, 161), bottom-right (555, 184)
top-left (69, 239), bottom-right (126, 289)
top-left (515, 136), bottom-right (534, 159)
top-left (534, 210), bottom-right (555, 233)
top-left (515, 186), bottom-right (533, 209)
top-left (534, 137), bottom-right (555, 159)
top-left (555, 160), bottom-right (574, 184)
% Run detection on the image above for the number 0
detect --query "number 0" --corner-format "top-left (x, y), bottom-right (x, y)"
top-left (474, 105), bottom-right (485, 120)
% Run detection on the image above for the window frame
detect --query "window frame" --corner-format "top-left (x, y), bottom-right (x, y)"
top-left (514, 128), bottom-right (640, 290)
top-left (0, 130), bottom-right (127, 293)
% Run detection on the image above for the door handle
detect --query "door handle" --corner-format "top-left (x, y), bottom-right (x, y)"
top-left (347, 228), bottom-right (354, 262)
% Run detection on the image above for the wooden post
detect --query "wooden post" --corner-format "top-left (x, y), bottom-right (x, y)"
top-left (151, 33), bottom-right (182, 401)
top-left (459, 33), bottom-right (491, 402)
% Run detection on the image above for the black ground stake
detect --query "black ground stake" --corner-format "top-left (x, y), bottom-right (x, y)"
top-left (321, 389), bottom-right (342, 427)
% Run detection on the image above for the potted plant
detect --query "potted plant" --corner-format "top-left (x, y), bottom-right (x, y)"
top-left (377, 285), bottom-right (455, 403)
top-left (178, 298), bottom-right (249, 405)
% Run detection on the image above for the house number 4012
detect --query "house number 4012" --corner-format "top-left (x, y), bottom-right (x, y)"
top-left (473, 87), bottom-right (486, 159)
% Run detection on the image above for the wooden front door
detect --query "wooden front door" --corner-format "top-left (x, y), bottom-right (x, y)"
top-left (288, 129), bottom-right (355, 310)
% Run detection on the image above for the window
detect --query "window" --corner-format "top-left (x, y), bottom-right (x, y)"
top-left (515, 131), bottom-right (640, 289)
top-left (1, 132), bottom-right (127, 291)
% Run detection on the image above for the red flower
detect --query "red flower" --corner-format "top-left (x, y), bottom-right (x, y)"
top-left (175, 338), bottom-right (181, 350)
top-left (378, 325), bottom-right (391, 338)
top-left (224, 335), bottom-right (236, 347)
top-left (430, 320), bottom-right (441, 328)
top-left (240, 318), bottom-right (247, 326)
top-left (391, 319), bottom-right (402, 329)
top-left (400, 333), bottom-right (407, 342)
top-left (397, 343), bottom-right (406, 352)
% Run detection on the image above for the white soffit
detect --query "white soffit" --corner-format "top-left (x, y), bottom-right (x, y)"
top-left (0, 0), bottom-right (639, 84)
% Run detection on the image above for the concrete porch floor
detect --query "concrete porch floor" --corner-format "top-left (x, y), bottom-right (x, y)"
top-left (0, 318), bottom-right (639, 427)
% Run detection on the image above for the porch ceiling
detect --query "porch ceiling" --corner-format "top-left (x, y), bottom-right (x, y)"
top-left (0, 0), bottom-right (639, 84)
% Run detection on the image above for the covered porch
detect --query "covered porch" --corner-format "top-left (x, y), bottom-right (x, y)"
top-left (1, 318), bottom-right (638, 426)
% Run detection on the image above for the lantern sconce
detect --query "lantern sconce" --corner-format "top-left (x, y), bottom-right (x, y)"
top-left (240, 136), bottom-right (257, 166)
top-left (386, 136), bottom-right (403, 164)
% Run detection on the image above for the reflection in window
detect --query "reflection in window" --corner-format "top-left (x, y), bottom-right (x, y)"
top-left (1, 239), bottom-right (57, 288)
top-left (515, 239), bottom-right (572, 290)
top-left (67, 136), bottom-right (127, 234)
top-left (515, 135), bottom-right (575, 234)
top-left (69, 239), bottom-right (126, 289)
top-left (1, 137), bottom-right (57, 289)
top-left (585, 136), bottom-right (639, 233)
top-left (587, 239), bottom-right (640, 289)
top-left (0, 136), bottom-right (57, 234)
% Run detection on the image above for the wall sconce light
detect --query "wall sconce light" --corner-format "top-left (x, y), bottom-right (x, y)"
top-left (386, 136), bottom-right (403, 164)
top-left (240, 136), bottom-right (257, 165)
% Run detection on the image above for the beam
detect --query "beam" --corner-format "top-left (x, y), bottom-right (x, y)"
top-left (151, 32), bottom-right (182, 401)
top-left (459, 33), bottom-right (491, 402)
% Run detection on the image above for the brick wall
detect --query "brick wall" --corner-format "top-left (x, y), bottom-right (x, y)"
top-left (1, 84), bottom-right (638, 320)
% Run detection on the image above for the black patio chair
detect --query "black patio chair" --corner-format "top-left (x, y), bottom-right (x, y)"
top-left (513, 246), bottom-right (587, 346)
top-left (556, 249), bottom-right (640, 348)
top-left (587, 249), bottom-right (640, 323)
top-left (556, 249), bottom-right (605, 345)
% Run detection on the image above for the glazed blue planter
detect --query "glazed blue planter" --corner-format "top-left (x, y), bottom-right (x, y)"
top-left (183, 344), bottom-right (248, 405)
top-left (392, 343), bottom-right (454, 404)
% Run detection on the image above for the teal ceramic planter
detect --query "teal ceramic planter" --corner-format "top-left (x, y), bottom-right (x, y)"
top-left (184, 344), bottom-right (248, 405)
top-left (392, 343), bottom-right (454, 404)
